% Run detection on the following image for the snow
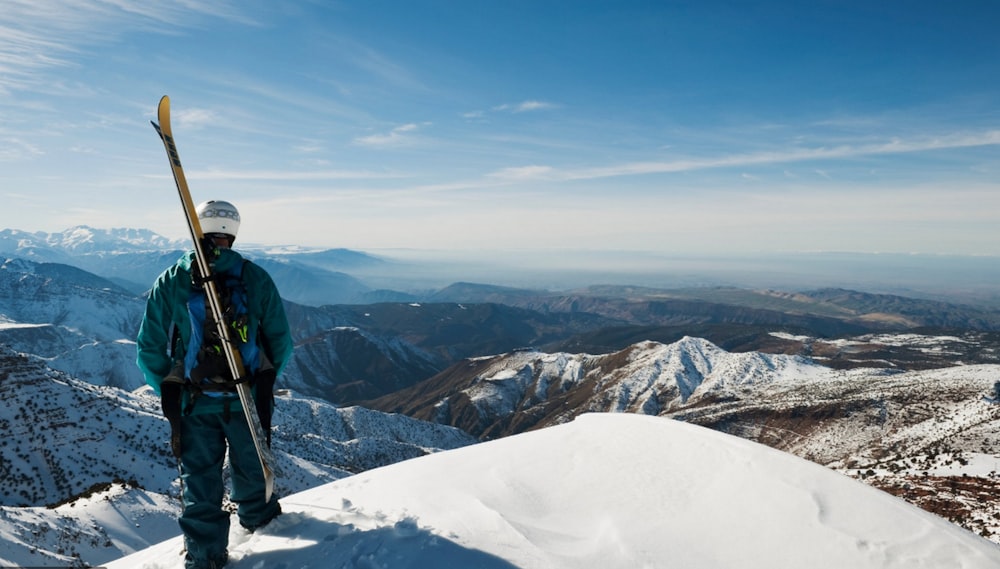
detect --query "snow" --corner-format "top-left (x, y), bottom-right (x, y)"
top-left (0, 321), bottom-right (47, 330)
top-left (106, 413), bottom-right (1000, 569)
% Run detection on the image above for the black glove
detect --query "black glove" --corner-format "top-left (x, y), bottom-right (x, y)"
top-left (254, 367), bottom-right (277, 447)
top-left (160, 380), bottom-right (184, 458)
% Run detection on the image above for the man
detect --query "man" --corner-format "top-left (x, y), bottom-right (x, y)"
top-left (137, 200), bottom-right (294, 569)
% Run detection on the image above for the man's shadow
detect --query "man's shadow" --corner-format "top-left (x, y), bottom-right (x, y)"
top-left (230, 511), bottom-right (522, 568)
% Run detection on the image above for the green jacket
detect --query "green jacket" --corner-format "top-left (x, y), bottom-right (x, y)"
top-left (136, 248), bottom-right (293, 415)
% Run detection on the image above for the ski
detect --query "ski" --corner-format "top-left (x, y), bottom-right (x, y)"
top-left (151, 95), bottom-right (276, 502)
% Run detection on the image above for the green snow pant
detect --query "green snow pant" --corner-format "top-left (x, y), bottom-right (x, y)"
top-left (178, 408), bottom-right (280, 567)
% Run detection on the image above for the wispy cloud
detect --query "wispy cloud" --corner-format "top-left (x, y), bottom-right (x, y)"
top-left (487, 165), bottom-right (555, 180)
top-left (493, 100), bottom-right (558, 113)
top-left (464, 100), bottom-right (559, 120)
top-left (344, 42), bottom-right (427, 92)
top-left (0, 138), bottom-right (43, 160)
top-left (486, 130), bottom-right (1000, 182)
top-left (170, 168), bottom-right (404, 182)
top-left (0, 0), bottom-right (253, 93)
top-left (353, 123), bottom-right (426, 147)
top-left (293, 141), bottom-right (326, 154)
top-left (174, 108), bottom-right (219, 130)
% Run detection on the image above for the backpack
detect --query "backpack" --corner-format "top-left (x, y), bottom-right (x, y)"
top-left (182, 260), bottom-right (262, 396)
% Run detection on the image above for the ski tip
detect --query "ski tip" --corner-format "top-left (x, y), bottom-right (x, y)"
top-left (157, 95), bottom-right (170, 118)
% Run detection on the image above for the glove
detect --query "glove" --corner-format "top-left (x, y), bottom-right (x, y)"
top-left (254, 367), bottom-right (277, 447)
top-left (160, 378), bottom-right (184, 458)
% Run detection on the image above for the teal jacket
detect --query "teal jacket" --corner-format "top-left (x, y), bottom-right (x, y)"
top-left (136, 248), bottom-right (293, 415)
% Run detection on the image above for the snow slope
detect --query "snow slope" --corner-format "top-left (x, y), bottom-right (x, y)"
top-left (107, 413), bottom-right (1000, 569)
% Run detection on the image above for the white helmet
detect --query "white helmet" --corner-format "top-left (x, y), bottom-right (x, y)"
top-left (196, 200), bottom-right (240, 239)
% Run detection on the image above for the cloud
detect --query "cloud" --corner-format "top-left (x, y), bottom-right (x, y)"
top-left (174, 108), bottom-right (219, 129)
top-left (464, 100), bottom-right (558, 119)
top-left (0, 137), bottom-right (44, 160)
top-left (353, 123), bottom-right (425, 147)
top-left (487, 165), bottom-right (556, 180)
top-left (343, 42), bottom-right (427, 92)
top-left (294, 142), bottom-right (325, 154)
top-left (0, 0), bottom-right (254, 92)
top-left (180, 168), bottom-right (403, 182)
top-left (493, 100), bottom-right (558, 113)
top-left (485, 129), bottom-right (1000, 182)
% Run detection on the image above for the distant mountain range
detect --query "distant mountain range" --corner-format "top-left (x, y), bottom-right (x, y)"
top-left (4, 225), bottom-right (1000, 565)
top-left (4, 225), bottom-right (1000, 405)
top-left (0, 226), bottom-right (384, 303)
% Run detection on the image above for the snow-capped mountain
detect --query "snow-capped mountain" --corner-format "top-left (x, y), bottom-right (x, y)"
top-left (106, 414), bottom-right (1000, 569)
top-left (368, 336), bottom-right (1000, 541)
top-left (0, 226), bottom-right (380, 303)
top-left (0, 345), bottom-right (474, 566)
top-left (0, 257), bottom-right (146, 389)
top-left (0, 226), bottom-right (184, 259)
top-left (0, 253), bottom-right (436, 396)
top-left (369, 336), bottom-right (856, 438)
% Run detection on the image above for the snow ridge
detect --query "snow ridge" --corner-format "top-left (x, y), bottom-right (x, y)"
top-left (106, 414), bottom-right (1000, 569)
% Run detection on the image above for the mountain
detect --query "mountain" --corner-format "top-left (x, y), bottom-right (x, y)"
top-left (0, 345), bottom-right (475, 566)
top-left (0, 257), bottom-right (146, 389)
top-left (0, 226), bottom-right (188, 295)
top-left (0, 247), bottom-right (429, 396)
top-left (0, 226), bottom-right (183, 259)
top-left (5, 244), bottom-right (1000, 411)
top-left (106, 414), bottom-right (1000, 569)
top-left (367, 336), bottom-right (1000, 541)
top-left (318, 301), bottom-right (621, 364)
top-left (0, 226), bottom-right (390, 305)
top-left (269, 247), bottom-right (388, 272)
top-left (431, 282), bottom-right (1000, 332)
top-left (275, 300), bottom-right (625, 406)
top-left (547, 323), bottom-right (1000, 370)
top-left (250, 257), bottom-right (372, 306)
top-left (285, 325), bottom-right (443, 403)
top-left (366, 336), bottom-right (991, 439)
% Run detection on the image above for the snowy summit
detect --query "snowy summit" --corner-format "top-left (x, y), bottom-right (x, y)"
top-left (108, 413), bottom-right (1000, 569)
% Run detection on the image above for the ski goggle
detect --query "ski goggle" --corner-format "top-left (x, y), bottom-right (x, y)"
top-left (200, 208), bottom-right (240, 221)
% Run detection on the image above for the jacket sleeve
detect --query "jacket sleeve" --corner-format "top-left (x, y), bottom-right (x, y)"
top-left (251, 264), bottom-right (294, 377)
top-left (136, 268), bottom-right (178, 394)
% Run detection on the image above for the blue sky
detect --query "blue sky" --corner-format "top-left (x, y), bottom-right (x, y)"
top-left (1, 0), bottom-right (999, 255)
